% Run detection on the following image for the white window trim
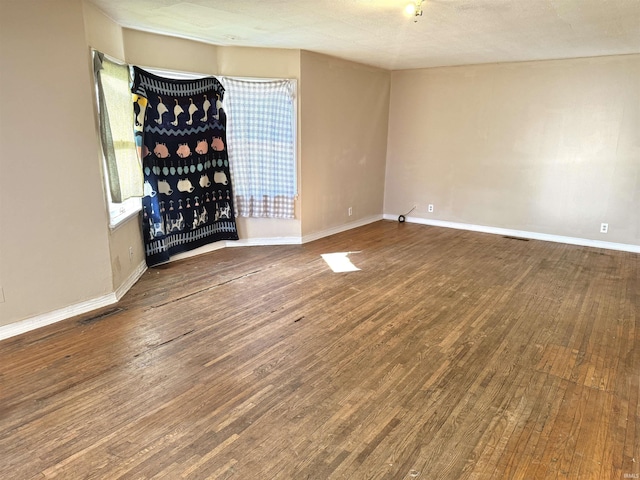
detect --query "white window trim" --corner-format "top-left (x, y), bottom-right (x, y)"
top-left (107, 195), bottom-right (141, 230)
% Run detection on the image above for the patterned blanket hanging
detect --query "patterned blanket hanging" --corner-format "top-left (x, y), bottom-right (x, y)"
top-left (132, 67), bottom-right (238, 266)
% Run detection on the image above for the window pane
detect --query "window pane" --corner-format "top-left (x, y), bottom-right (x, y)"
top-left (95, 53), bottom-right (143, 205)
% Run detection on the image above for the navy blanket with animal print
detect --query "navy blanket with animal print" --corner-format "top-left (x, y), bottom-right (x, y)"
top-left (132, 67), bottom-right (238, 266)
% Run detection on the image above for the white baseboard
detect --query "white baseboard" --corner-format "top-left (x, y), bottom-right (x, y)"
top-left (302, 214), bottom-right (384, 244)
top-left (115, 261), bottom-right (148, 300)
top-left (0, 292), bottom-right (118, 342)
top-left (382, 214), bottom-right (640, 254)
top-left (17, 211), bottom-right (629, 343)
top-left (168, 236), bottom-right (302, 262)
top-left (0, 235), bottom-right (305, 341)
top-left (0, 261), bottom-right (148, 342)
top-left (162, 241), bottom-right (228, 263)
top-left (225, 236), bottom-right (302, 247)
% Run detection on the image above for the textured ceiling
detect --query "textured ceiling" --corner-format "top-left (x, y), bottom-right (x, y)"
top-left (89, 0), bottom-right (640, 70)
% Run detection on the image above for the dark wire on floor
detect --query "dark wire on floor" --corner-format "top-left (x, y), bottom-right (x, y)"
top-left (398, 205), bottom-right (416, 223)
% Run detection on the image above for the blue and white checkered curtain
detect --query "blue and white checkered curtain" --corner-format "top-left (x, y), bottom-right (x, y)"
top-left (223, 78), bottom-right (297, 219)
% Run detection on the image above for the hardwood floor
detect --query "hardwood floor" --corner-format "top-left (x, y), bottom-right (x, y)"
top-left (1, 220), bottom-right (638, 479)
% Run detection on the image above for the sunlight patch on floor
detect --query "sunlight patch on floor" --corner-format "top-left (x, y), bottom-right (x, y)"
top-left (321, 252), bottom-right (361, 273)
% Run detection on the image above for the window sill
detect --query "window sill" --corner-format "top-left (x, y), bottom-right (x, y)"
top-left (109, 206), bottom-right (141, 232)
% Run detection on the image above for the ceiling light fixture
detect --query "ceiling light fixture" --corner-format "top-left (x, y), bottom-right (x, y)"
top-left (404, 0), bottom-right (424, 22)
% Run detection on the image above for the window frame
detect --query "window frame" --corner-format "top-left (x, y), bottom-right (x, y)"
top-left (91, 50), bottom-right (142, 229)
top-left (94, 61), bottom-right (299, 225)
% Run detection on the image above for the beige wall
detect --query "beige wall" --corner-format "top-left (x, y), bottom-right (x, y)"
top-left (0, 0), bottom-right (113, 326)
top-left (83, 1), bottom-right (124, 59)
top-left (123, 29), bottom-right (219, 75)
top-left (83, 2), bottom-right (146, 291)
top-left (385, 55), bottom-right (640, 245)
top-left (217, 46), bottom-right (300, 79)
top-left (300, 51), bottom-right (390, 236)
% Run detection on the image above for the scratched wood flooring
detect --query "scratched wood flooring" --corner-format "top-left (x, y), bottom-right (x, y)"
top-left (1, 221), bottom-right (638, 479)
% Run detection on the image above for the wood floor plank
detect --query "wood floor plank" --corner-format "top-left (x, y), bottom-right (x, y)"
top-left (1, 221), bottom-right (638, 479)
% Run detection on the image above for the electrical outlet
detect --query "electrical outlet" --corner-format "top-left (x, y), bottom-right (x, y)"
top-left (600, 223), bottom-right (608, 234)
top-left (129, 246), bottom-right (134, 261)
top-left (428, 204), bottom-right (434, 213)
top-left (348, 207), bottom-right (352, 216)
